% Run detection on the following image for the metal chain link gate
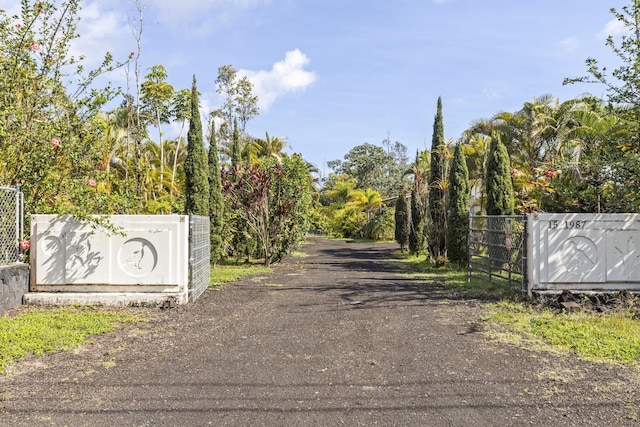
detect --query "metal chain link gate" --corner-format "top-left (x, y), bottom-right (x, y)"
top-left (0, 186), bottom-right (24, 265)
top-left (189, 215), bottom-right (210, 302)
top-left (468, 215), bottom-right (527, 292)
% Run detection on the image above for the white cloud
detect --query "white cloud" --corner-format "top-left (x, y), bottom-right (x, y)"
top-left (2, 1), bottom-right (129, 64)
top-left (240, 49), bottom-right (317, 111)
top-left (597, 18), bottom-right (628, 39)
top-left (70, 1), bottom-right (132, 67)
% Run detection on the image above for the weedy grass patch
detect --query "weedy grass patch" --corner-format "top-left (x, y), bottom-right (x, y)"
top-left (210, 264), bottom-right (272, 288)
top-left (0, 307), bottom-right (143, 374)
top-left (487, 301), bottom-right (640, 364)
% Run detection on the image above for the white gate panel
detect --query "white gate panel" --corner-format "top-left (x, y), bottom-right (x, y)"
top-left (31, 215), bottom-right (188, 294)
top-left (607, 231), bottom-right (640, 281)
top-left (529, 213), bottom-right (640, 293)
top-left (544, 229), bottom-right (605, 283)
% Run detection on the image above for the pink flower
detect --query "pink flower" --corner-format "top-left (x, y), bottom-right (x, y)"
top-left (129, 51), bottom-right (135, 57)
top-left (16, 23), bottom-right (22, 29)
top-left (87, 179), bottom-right (97, 188)
top-left (29, 42), bottom-right (39, 51)
top-left (19, 240), bottom-right (30, 250)
top-left (545, 170), bottom-right (554, 178)
top-left (50, 136), bottom-right (60, 148)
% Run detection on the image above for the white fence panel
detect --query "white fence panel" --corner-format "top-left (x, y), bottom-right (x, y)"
top-left (31, 215), bottom-right (189, 303)
top-left (528, 213), bottom-right (640, 293)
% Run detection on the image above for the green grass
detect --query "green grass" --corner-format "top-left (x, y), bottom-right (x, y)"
top-left (0, 306), bottom-right (143, 374)
top-left (210, 264), bottom-right (272, 288)
top-left (487, 301), bottom-right (640, 364)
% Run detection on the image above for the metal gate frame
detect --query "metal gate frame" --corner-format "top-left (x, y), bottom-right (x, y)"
top-left (188, 215), bottom-right (210, 302)
top-left (468, 215), bottom-right (528, 292)
top-left (0, 186), bottom-right (24, 265)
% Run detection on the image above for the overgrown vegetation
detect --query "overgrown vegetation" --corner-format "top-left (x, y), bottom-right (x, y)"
top-left (0, 307), bottom-right (143, 374)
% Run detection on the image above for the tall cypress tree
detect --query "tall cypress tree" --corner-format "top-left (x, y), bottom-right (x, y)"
top-left (485, 133), bottom-right (514, 270)
top-left (446, 144), bottom-right (470, 266)
top-left (394, 191), bottom-right (409, 252)
top-left (485, 134), bottom-right (514, 215)
top-left (231, 117), bottom-right (241, 166)
top-left (408, 186), bottom-right (425, 256)
top-left (208, 122), bottom-right (224, 265)
top-left (184, 75), bottom-right (210, 216)
top-left (428, 96), bottom-right (446, 259)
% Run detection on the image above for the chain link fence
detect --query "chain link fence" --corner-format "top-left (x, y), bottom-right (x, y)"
top-left (189, 215), bottom-right (210, 302)
top-left (468, 215), bottom-right (527, 292)
top-left (0, 186), bottom-right (24, 266)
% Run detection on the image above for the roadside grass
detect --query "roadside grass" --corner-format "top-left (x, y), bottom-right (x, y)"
top-left (210, 264), bottom-right (271, 288)
top-left (0, 306), bottom-right (143, 375)
top-left (486, 301), bottom-right (640, 365)
top-left (394, 250), bottom-right (640, 365)
top-left (0, 262), bottom-right (272, 375)
top-left (289, 251), bottom-right (309, 258)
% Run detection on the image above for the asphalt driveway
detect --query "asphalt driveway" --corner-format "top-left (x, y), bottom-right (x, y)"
top-left (1, 237), bottom-right (638, 426)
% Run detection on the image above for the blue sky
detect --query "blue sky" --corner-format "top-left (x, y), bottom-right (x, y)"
top-left (4, 0), bottom-right (628, 176)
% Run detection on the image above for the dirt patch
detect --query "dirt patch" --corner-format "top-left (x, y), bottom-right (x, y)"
top-left (1, 237), bottom-right (639, 426)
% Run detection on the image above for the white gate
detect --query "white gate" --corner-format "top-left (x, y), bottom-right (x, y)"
top-left (28, 215), bottom-right (191, 306)
top-left (528, 213), bottom-right (640, 294)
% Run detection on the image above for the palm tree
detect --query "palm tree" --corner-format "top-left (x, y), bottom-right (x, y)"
top-left (323, 173), bottom-right (358, 205)
top-left (250, 132), bottom-right (290, 161)
top-left (141, 65), bottom-right (175, 191)
top-left (95, 113), bottom-right (127, 177)
top-left (461, 133), bottom-right (490, 213)
top-left (170, 88), bottom-right (192, 192)
top-left (403, 149), bottom-right (430, 192)
top-left (350, 188), bottom-right (383, 220)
